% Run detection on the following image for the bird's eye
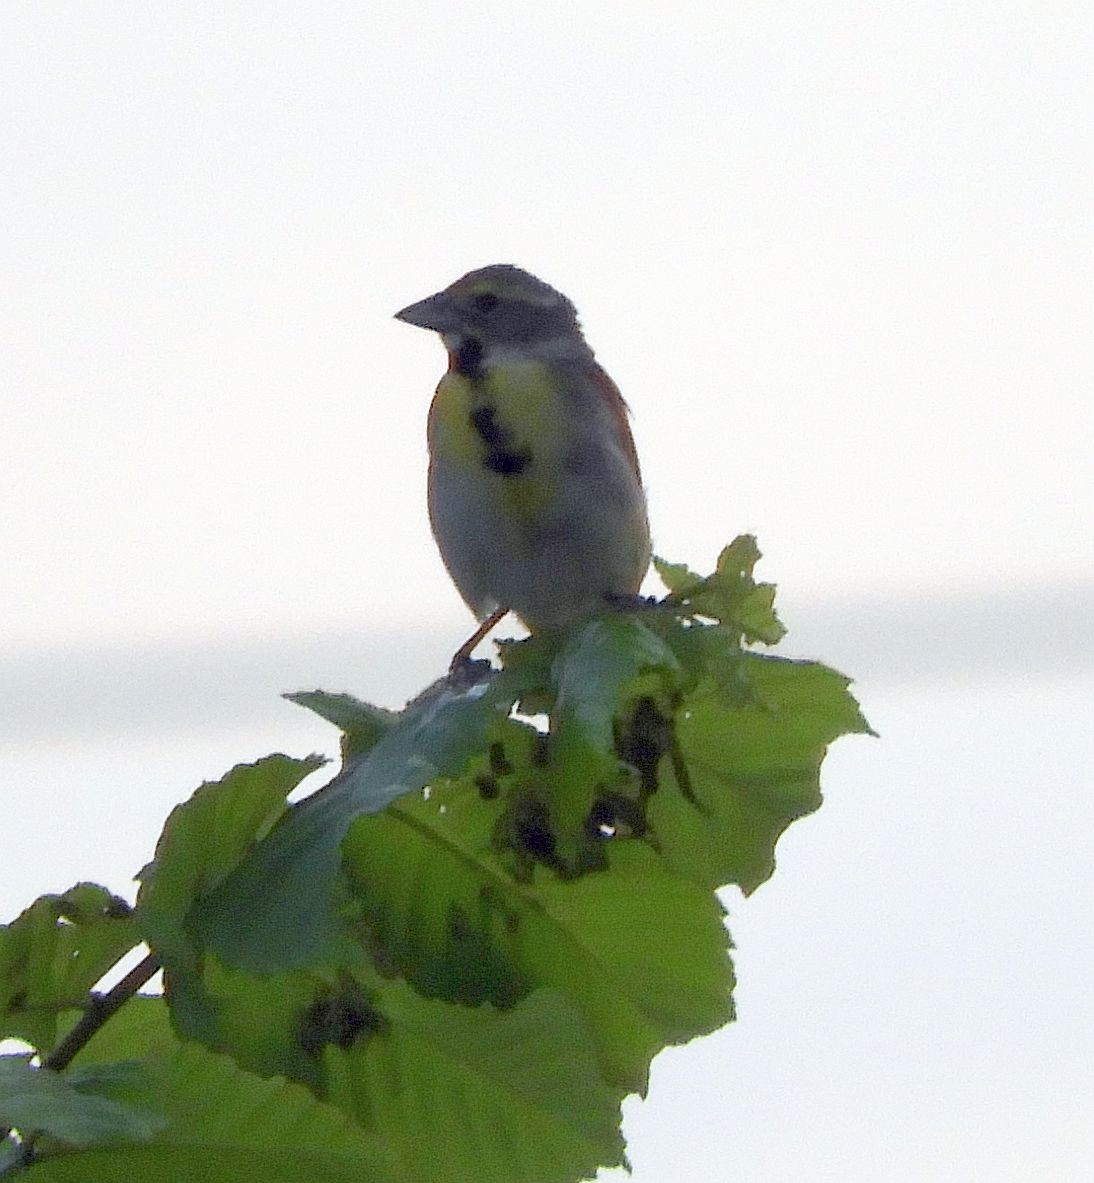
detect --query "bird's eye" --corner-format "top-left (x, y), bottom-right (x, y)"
top-left (471, 292), bottom-right (500, 314)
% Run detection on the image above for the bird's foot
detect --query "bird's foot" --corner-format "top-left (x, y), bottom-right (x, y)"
top-left (604, 592), bottom-right (662, 613)
top-left (446, 606), bottom-right (509, 686)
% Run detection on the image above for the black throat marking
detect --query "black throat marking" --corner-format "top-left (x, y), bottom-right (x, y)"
top-left (453, 335), bottom-right (532, 477)
top-left (469, 403), bottom-right (532, 477)
top-left (452, 336), bottom-right (484, 379)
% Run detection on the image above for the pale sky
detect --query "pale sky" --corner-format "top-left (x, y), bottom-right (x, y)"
top-left (2, 4), bottom-right (1092, 1180)
top-left (3, 2), bottom-right (1091, 647)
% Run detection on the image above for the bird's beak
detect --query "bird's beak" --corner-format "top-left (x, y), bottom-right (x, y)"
top-left (394, 292), bottom-right (454, 332)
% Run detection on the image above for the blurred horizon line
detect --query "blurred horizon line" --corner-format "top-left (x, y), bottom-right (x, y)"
top-left (3, 583), bottom-right (1092, 742)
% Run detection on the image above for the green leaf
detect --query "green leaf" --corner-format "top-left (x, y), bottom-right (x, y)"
top-left (0, 536), bottom-right (869, 1183)
top-left (0, 1055), bottom-right (165, 1146)
top-left (18, 1043), bottom-right (403, 1183)
top-left (736, 581), bottom-right (785, 645)
top-left (138, 754), bottom-right (325, 969)
top-left (0, 885), bottom-right (139, 1052)
top-left (651, 556), bottom-right (706, 598)
top-left (525, 843), bottom-right (732, 1082)
top-left (342, 788), bottom-right (732, 1091)
top-left (547, 616), bottom-right (679, 844)
top-left (340, 770), bottom-right (530, 1009)
top-left (655, 535), bottom-right (786, 644)
top-left (650, 654), bottom-right (873, 892)
top-left (0, 1136), bottom-right (20, 1172)
top-left (285, 690), bottom-right (397, 760)
top-left (326, 986), bottom-right (626, 1183)
top-left (136, 753), bottom-right (326, 1043)
top-left (193, 676), bottom-right (522, 975)
top-left (68, 996), bottom-right (178, 1068)
top-left (182, 957), bottom-right (344, 1089)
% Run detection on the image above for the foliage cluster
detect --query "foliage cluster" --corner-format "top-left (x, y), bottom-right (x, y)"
top-left (0, 539), bottom-right (869, 1181)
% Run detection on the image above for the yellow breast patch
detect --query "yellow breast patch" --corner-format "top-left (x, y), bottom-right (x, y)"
top-left (428, 360), bottom-right (566, 522)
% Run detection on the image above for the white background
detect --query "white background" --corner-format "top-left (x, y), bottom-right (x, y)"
top-left (2, 4), bottom-right (1092, 1180)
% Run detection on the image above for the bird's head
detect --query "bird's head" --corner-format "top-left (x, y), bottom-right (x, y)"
top-left (395, 265), bottom-right (586, 360)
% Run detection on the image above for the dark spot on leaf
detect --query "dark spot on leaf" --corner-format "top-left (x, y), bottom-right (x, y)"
top-left (616, 697), bottom-right (673, 797)
top-left (475, 774), bottom-right (500, 799)
top-left (299, 988), bottom-right (386, 1056)
top-left (488, 741), bottom-right (512, 776)
top-left (531, 733), bottom-right (551, 766)
top-left (518, 813), bottom-right (556, 859)
top-left (588, 792), bottom-right (647, 840)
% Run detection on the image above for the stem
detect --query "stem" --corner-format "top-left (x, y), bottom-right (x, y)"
top-left (0, 952), bottom-right (163, 1156)
top-left (44, 950), bottom-right (162, 1072)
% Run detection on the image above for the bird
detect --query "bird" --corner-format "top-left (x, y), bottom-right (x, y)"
top-left (395, 265), bottom-right (651, 665)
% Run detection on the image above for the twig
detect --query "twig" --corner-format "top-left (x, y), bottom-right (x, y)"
top-left (43, 950), bottom-right (163, 1072)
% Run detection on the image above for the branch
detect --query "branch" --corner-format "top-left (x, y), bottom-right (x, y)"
top-left (44, 950), bottom-right (162, 1072)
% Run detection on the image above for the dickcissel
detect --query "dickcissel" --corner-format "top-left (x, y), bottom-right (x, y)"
top-left (395, 265), bottom-right (651, 660)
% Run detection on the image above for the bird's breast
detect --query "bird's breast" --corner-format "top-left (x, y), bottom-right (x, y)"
top-left (427, 360), bottom-right (567, 521)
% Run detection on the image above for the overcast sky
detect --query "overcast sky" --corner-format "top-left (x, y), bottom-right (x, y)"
top-left (3, 2), bottom-right (1091, 649)
top-left (2, 4), bottom-right (1092, 1180)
